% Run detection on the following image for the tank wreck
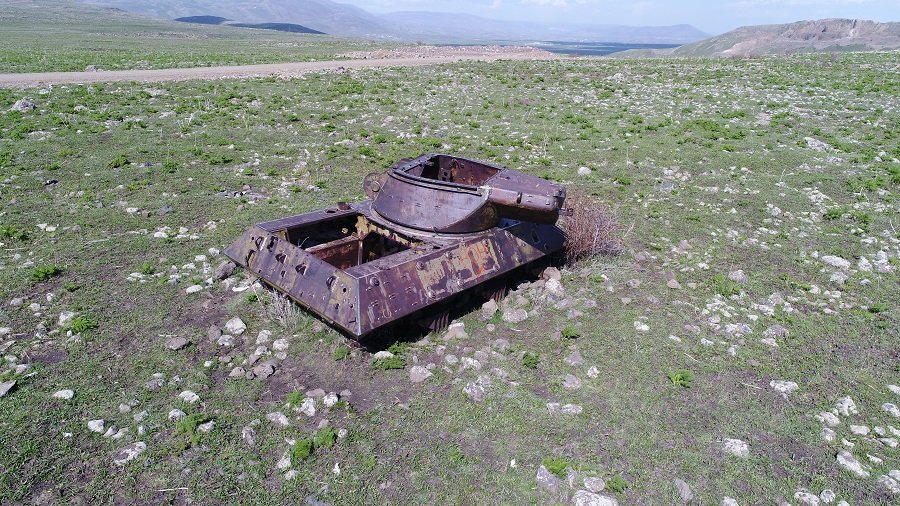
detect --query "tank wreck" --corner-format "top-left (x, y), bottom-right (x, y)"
top-left (224, 153), bottom-right (567, 339)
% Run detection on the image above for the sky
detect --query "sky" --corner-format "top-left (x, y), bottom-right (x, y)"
top-left (339, 0), bottom-right (900, 34)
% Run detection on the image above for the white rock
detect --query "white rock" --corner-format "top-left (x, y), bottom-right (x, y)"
top-left (882, 403), bottom-right (900, 417)
top-left (563, 374), bottom-right (582, 390)
top-left (836, 450), bottom-right (869, 477)
top-left (272, 338), bottom-right (289, 351)
top-left (583, 477), bottom-right (605, 493)
top-left (586, 366), bottom-right (599, 378)
top-left (52, 389), bottom-right (74, 400)
top-left (722, 498), bottom-right (739, 506)
top-left (819, 489), bottom-right (835, 503)
top-left (224, 317), bottom-right (247, 335)
top-left (820, 255), bottom-right (851, 270)
top-left (373, 350), bottom-right (394, 360)
top-left (178, 390), bottom-right (199, 404)
top-left (409, 365), bottom-right (433, 383)
top-left (266, 411), bottom-right (291, 427)
top-left (876, 474), bottom-right (900, 494)
top-left (323, 392), bottom-right (338, 408)
top-left (113, 441), bottom-right (146, 466)
top-left (276, 453), bottom-right (292, 470)
top-left (633, 321), bottom-right (649, 332)
top-left (87, 419), bottom-right (105, 433)
top-left (888, 384), bottom-right (900, 396)
top-left (794, 490), bottom-right (820, 506)
top-left (185, 285), bottom-right (203, 294)
top-left (722, 438), bottom-right (749, 458)
top-left (850, 425), bottom-right (870, 436)
top-left (835, 396), bottom-right (858, 416)
top-left (817, 411), bottom-right (840, 427)
top-left (443, 321), bottom-right (468, 340)
top-left (770, 380), bottom-right (799, 398)
top-left (577, 166), bottom-right (592, 176)
top-left (572, 490), bottom-right (618, 506)
top-left (822, 427), bottom-right (837, 442)
top-left (58, 311), bottom-right (76, 326)
top-left (300, 397), bottom-right (316, 417)
top-left (168, 409), bottom-right (186, 421)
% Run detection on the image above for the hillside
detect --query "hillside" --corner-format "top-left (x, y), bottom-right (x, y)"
top-left (614, 18), bottom-right (900, 58)
top-left (77, 0), bottom-right (708, 43)
top-left (79, 0), bottom-right (393, 38)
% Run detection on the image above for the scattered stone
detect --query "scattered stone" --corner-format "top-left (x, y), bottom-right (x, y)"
top-left (877, 474), bottom-right (900, 494)
top-left (770, 380), bottom-right (799, 398)
top-left (633, 321), bottom-right (650, 332)
top-left (586, 366), bottom-right (599, 379)
top-left (850, 425), bottom-right (870, 436)
top-left (58, 311), bottom-right (76, 326)
top-left (882, 403), bottom-right (900, 417)
top-left (564, 350), bottom-right (584, 367)
top-left (728, 270), bottom-right (748, 284)
top-left (185, 285), bottom-right (203, 294)
top-left (10, 98), bottom-right (36, 112)
top-left (207, 325), bottom-right (222, 341)
top-left (722, 438), bottom-right (749, 458)
top-left (299, 397), bottom-right (316, 417)
top-left (836, 450), bottom-right (869, 477)
top-left (323, 392), bottom-right (338, 408)
top-left (168, 409), bottom-right (186, 421)
top-left (229, 367), bottom-right (246, 378)
top-left (409, 365), bottom-right (432, 383)
top-left (267, 412), bottom-right (290, 427)
top-left (722, 498), bottom-right (739, 506)
top-left (817, 411), bottom-right (840, 427)
top-left (673, 478), bottom-right (693, 502)
top-left (87, 419), bottom-right (105, 433)
top-left (625, 279), bottom-right (641, 289)
top-left (819, 489), bottom-right (835, 503)
top-left (805, 137), bottom-right (830, 151)
top-left (492, 338), bottom-right (510, 352)
top-left (572, 490), bottom-right (618, 506)
top-left (764, 325), bottom-right (789, 339)
top-left (535, 465), bottom-right (564, 497)
top-left (215, 261), bottom-right (236, 280)
top-left (577, 166), bottom-right (592, 177)
top-left (835, 397), bottom-right (858, 416)
top-left (241, 426), bottom-right (256, 446)
top-left (583, 476), bottom-right (606, 493)
top-left (464, 376), bottom-right (491, 402)
top-left (252, 362), bottom-right (275, 379)
top-left (444, 322), bottom-right (468, 340)
top-left (144, 377), bottom-right (164, 391)
top-left (563, 374), bottom-right (582, 390)
top-left (272, 338), bottom-right (289, 352)
top-left (224, 317), bottom-right (247, 335)
top-left (52, 389), bottom-right (74, 400)
top-left (373, 350), bottom-right (394, 360)
top-left (794, 490), bottom-right (820, 506)
top-left (178, 391), bottom-right (200, 404)
top-left (501, 308), bottom-right (527, 324)
top-left (667, 278), bottom-right (681, 289)
top-left (113, 441), bottom-right (146, 466)
top-left (820, 255), bottom-right (851, 271)
top-left (545, 278), bottom-right (565, 297)
top-left (165, 337), bottom-right (189, 350)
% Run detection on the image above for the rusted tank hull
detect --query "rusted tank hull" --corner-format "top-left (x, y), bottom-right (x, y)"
top-left (224, 200), bottom-right (564, 338)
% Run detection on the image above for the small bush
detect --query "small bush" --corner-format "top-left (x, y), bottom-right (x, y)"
top-left (333, 345), bottom-right (350, 361)
top-left (108, 153), bottom-right (129, 168)
top-left (608, 475), bottom-right (629, 493)
top-left (31, 265), bottom-right (62, 281)
top-left (823, 206), bottom-right (847, 221)
top-left (710, 274), bottom-right (740, 297)
top-left (291, 439), bottom-right (314, 463)
top-left (286, 391), bottom-right (305, 406)
top-left (68, 316), bottom-right (98, 334)
top-left (561, 324), bottom-right (580, 339)
top-left (372, 356), bottom-right (406, 370)
top-left (522, 352), bottom-right (539, 369)
top-left (559, 189), bottom-right (624, 263)
top-left (667, 370), bottom-right (694, 388)
top-left (138, 262), bottom-right (155, 275)
top-left (63, 282), bottom-right (79, 292)
top-left (313, 427), bottom-right (337, 448)
top-left (0, 225), bottom-right (28, 241)
top-left (175, 413), bottom-right (212, 446)
top-left (542, 457), bottom-right (573, 478)
top-left (163, 160), bottom-right (178, 173)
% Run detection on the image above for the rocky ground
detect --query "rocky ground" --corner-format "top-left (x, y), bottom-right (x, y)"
top-left (0, 51), bottom-right (897, 504)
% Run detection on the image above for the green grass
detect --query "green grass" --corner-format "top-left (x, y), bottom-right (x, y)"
top-left (0, 39), bottom-right (897, 505)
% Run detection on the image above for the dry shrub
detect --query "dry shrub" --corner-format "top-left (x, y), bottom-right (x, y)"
top-left (254, 286), bottom-right (305, 329)
top-left (558, 189), bottom-right (624, 263)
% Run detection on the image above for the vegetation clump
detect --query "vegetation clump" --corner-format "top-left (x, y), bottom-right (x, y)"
top-left (559, 189), bottom-right (623, 263)
top-left (31, 265), bottom-right (62, 282)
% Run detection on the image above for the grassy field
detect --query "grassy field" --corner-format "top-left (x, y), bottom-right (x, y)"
top-left (0, 0), bottom-right (397, 73)
top-left (0, 49), bottom-right (898, 505)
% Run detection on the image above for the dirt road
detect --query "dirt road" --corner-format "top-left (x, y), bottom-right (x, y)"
top-left (0, 48), bottom-right (557, 88)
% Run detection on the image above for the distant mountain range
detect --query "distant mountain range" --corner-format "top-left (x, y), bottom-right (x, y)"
top-left (614, 18), bottom-right (900, 57)
top-left (75, 0), bottom-right (709, 43)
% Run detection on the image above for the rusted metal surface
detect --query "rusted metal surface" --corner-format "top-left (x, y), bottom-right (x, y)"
top-left (225, 154), bottom-right (566, 339)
